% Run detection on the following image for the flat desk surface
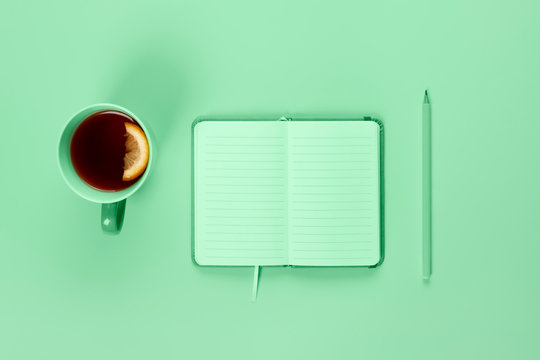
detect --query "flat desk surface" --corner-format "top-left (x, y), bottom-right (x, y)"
top-left (1, 1), bottom-right (539, 359)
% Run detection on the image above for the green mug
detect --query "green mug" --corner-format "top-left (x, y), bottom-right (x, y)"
top-left (58, 104), bottom-right (154, 234)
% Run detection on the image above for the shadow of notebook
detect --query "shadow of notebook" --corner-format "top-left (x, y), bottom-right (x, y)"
top-left (192, 118), bottom-right (383, 268)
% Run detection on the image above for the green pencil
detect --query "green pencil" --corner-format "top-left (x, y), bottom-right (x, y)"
top-left (422, 90), bottom-right (432, 280)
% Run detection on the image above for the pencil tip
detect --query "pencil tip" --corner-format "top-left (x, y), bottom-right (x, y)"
top-left (425, 90), bottom-right (428, 95)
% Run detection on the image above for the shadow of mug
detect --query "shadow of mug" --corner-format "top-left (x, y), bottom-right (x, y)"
top-left (105, 43), bottom-right (190, 158)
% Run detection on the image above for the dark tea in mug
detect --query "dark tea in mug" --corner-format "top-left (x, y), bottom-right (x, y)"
top-left (70, 110), bottom-right (149, 191)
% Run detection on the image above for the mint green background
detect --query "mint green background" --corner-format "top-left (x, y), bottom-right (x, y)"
top-left (1, 1), bottom-right (539, 359)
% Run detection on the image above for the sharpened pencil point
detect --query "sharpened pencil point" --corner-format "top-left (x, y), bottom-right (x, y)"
top-left (423, 90), bottom-right (430, 104)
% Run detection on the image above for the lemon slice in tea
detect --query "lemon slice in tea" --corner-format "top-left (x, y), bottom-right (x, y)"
top-left (122, 122), bottom-right (149, 181)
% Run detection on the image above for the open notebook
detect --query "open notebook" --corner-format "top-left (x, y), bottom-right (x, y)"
top-left (192, 118), bottom-right (383, 267)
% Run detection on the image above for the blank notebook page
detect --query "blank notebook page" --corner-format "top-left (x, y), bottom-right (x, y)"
top-left (287, 121), bottom-right (381, 266)
top-left (194, 121), bottom-right (288, 266)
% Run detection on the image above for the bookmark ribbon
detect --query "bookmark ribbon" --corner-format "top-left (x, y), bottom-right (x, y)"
top-left (251, 266), bottom-right (260, 302)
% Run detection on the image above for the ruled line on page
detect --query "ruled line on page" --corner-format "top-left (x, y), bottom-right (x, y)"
top-left (293, 257), bottom-right (372, 260)
top-left (290, 209), bottom-right (372, 212)
top-left (205, 176), bottom-right (285, 179)
top-left (290, 208), bottom-right (372, 211)
top-left (205, 160), bottom-right (285, 163)
top-left (291, 216), bottom-right (372, 220)
top-left (205, 215), bottom-right (285, 218)
top-left (291, 160), bottom-right (371, 164)
top-left (205, 184), bottom-right (285, 187)
top-left (292, 232), bottom-right (373, 236)
top-left (291, 200), bottom-right (372, 203)
top-left (291, 168), bottom-right (374, 172)
top-left (206, 151), bottom-right (285, 155)
top-left (206, 191), bottom-right (285, 195)
top-left (291, 191), bottom-right (372, 194)
top-left (205, 256), bottom-right (285, 259)
top-left (204, 200), bottom-right (285, 203)
top-left (206, 136), bottom-right (284, 139)
top-left (291, 184), bottom-right (372, 188)
top-left (291, 224), bottom-right (372, 228)
top-left (206, 247), bottom-right (284, 251)
top-left (204, 208), bottom-right (283, 211)
top-left (205, 224), bottom-right (285, 227)
top-left (291, 145), bottom-right (370, 148)
top-left (292, 152), bottom-right (372, 156)
top-left (291, 136), bottom-right (370, 139)
top-left (292, 176), bottom-right (373, 181)
top-left (205, 144), bottom-right (285, 147)
top-left (291, 168), bottom-right (371, 171)
top-left (205, 231), bottom-right (286, 235)
top-left (205, 240), bottom-right (285, 243)
top-left (293, 249), bottom-right (373, 252)
top-left (205, 167), bottom-right (283, 171)
top-left (293, 240), bottom-right (373, 244)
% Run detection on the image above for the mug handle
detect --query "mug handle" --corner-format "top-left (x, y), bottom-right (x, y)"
top-left (101, 200), bottom-right (126, 234)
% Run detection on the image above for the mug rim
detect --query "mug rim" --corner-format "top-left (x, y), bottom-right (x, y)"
top-left (57, 103), bottom-right (153, 204)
